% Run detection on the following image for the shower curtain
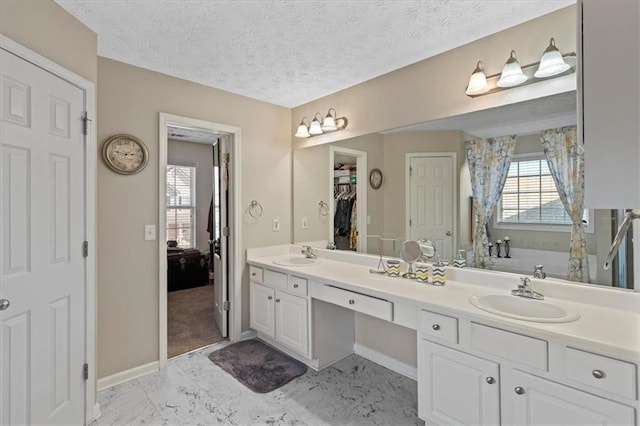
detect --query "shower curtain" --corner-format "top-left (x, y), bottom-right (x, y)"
top-left (466, 135), bottom-right (517, 268)
top-left (541, 126), bottom-right (590, 283)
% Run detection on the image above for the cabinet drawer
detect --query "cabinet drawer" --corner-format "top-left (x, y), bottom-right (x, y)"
top-left (264, 269), bottom-right (287, 290)
top-left (470, 323), bottom-right (548, 371)
top-left (249, 265), bottom-right (263, 283)
top-left (288, 275), bottom-right (308, 296)
top-left (565, 347), bottom-right (637, 400)
top-left (320, 285), bottom-right (392, 321)
top-left (419, 310), bottom-right (458, 344)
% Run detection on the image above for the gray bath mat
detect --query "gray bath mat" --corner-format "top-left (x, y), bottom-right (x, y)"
top-left (208, 339), bottom-right (307, 393)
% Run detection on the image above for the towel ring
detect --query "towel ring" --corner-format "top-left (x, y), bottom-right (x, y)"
top-left (249, 200), bottom-right (263, 218)
top-left (318, 201), bottom-right (329, 216)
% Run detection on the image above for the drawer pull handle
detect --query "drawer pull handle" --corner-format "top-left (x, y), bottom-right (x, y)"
top-left (276, 299), bottom-right (281, 303)
top-left (251, 272), bottom-right (256, 276)
top-left (432, 324), bottom-right (440, 331)
top-left (514, 387), bottom-right (525, 395)
top-left (592, 370), bottom-right (605, 379)
top-left (348, 299), bottom-right (355, 305)
top-left (267, 296), bottom-right (272, 300)
top-left (293, 284), bottom-right (299, 288)
top-left (486, 377), bottom-right (495, 384)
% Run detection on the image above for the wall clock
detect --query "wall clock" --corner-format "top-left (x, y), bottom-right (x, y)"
top-left (102, 134), bottom-right (149, 175)
top-left (369, 168), bottom-right (383, 190)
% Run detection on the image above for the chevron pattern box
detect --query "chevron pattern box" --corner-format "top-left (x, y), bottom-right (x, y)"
top-left (432, 265), bottom-right (446, 286)
top-left (416, 263), bottom-right (430, 283)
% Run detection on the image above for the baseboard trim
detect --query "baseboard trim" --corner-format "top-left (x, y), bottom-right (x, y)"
top-left (240, 329), bottom-right (257, 341)
top-left (97, 361), bottom-right (160, 391)
top-left (90, 402), bottom-right (102, 423)
top-left (353, 343), bottom-right (417, 381)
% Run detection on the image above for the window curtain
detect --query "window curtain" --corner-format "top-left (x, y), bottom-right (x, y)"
top-left (466, 135), bottom-right (517, 268)
top-left (540, 126), bottom-right (590, 283)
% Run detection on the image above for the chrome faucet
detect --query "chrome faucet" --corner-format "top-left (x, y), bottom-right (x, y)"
top-left (533, 265), bottom-right (546, 279)
top-left (301, 246), bottom-right (317, 259)
top-left (512, 277), bottom-right (544, 300)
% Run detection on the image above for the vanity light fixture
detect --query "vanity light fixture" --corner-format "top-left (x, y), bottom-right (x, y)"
top-left (535, 38), bottom-right (571, 78)
top-left (465, 61), bottom-right (490, 96)
top-left (496, 50), bottom-right (528, 88)
top-left (465, 38), bottom-right (576, 98)
top-left (295, 108), bottom-right (348, 138)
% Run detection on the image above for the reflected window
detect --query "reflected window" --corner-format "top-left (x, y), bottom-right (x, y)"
top-left (498, 156), bottom-right (570, 226)
top-left (167, 164), bottom-right (196, 248)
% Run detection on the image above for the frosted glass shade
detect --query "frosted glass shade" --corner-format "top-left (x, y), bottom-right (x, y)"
top-left (535, 38), bottom-right (570, 78)
top-left (465, 61), bottom-right (489, 95)
top-left (309, 118), bottom-right (323, 135)
top-left (497, 50), bottom-right (527, 88)
top-left (295, 123), bottom-right (310, 138)
top-left (321, 115), bottom-right (337, 131)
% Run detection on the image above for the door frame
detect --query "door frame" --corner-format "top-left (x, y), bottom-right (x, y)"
top-left (329, 146), bottom-right (367, 252)
top-left (405, 152), bottom-right (457, 259)
top-left (158, 113), bottom-right (242, 369)
top-left (0, 35), bottom-right (98, 423)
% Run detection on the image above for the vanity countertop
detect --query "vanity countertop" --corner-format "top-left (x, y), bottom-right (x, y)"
top-left (247, 247), bottom-right (640, 363)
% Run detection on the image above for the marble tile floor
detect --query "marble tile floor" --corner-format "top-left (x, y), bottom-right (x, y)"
top-left (93, 340), bottom-right (423, 426)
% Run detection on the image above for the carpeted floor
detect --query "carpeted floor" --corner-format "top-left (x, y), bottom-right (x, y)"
top-left (168, 283), bottom-right (226, 358)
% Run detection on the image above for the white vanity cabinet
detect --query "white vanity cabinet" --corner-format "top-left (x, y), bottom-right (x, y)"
top-left (581, 0), bottom-right (640, 208)
top-left (249, 266), bottom-right (309, 357)
top-left (417, 308), bottom-right (638, 425)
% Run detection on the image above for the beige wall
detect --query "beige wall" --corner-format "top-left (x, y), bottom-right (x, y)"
top-left (167, 140), bottom-right (214, 252)
top-left (0, 0), bottom-right (97, 83)
top-left (97, 57), bottom-right (291, 378)
top-left (291, 6), bottom-right (576, 148)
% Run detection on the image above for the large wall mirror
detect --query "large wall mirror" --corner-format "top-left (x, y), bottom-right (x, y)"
top-left (293, 92), bottom-right (635, 290)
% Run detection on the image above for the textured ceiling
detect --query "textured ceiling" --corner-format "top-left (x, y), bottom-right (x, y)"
top-left (56, 0), bottom-right (575, 108)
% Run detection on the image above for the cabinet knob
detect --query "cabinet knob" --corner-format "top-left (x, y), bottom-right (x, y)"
top-left (267, 296), bottom-right (272, 300)
top-left (514, 387), bottom-right (525, 395)
top-left (485, 377), bottom-right (495, 384)
top-left (432, 324), bottom-right (440, 331)
top-left (251, 272), bottom-right (256, 276)
top-left (348, 299), bottom-right (355, 305)
top-left (592, 370), bottom-right (605, 379)
top-left (275, 299), bottom-right (281, 303)
top-left (293, 284), bottom-right (299, 288)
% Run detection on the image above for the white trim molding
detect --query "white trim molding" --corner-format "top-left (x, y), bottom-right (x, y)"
top-left (96, 361), bottom-right (160, 392)
top-left (0, 34), bottom-right (98, 425)
top-left (353, 343), bottom-right (417, 381)
top-left (158, 113), bottom-right (243, 370)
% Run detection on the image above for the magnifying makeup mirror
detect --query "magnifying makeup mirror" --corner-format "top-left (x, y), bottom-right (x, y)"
top-left (399, 240), bottom-right (422, 279)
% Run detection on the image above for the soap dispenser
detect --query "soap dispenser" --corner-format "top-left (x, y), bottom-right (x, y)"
top-left (453, 249), bottom-right (466, 268)
top-left (432, 256), bottom-right (447, 286)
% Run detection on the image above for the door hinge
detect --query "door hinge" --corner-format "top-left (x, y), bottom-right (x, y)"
top-left (83, 363), bottom-right (89, 381)
top-left (81, 112), bottom-right (92, 136)
top-left (222, 226), bottom-right (230, 237)
top-left (82, 241), bottom-right (88, 257)
top-left (223, 153), bottom-right (230, 164)
top-left (223, 301), bottom-right (230, 311)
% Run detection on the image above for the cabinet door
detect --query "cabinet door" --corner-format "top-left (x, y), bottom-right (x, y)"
top-left (418, 339), bottom-right (500, 425)
top-left (506, 370), bottom-right (635, 425)
top-left (275, 290), bottom-right (308, 356)
top-left (250, 283), bottom-right (275, 338)
top-left (582, 0), bottom-right (640, 208)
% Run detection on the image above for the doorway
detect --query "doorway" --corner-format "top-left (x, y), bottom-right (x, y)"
top-left (407, 153), bottom-right (457, 261)
top-left (330, 146), bottom-right (367, 252)
top-left (159, 113), bottom-right (241, 368)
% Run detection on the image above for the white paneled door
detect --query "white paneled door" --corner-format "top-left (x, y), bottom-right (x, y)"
top-left (409, 155), bottom-right (454, 260)
top-left (1, 50), bottom-right (86, 425)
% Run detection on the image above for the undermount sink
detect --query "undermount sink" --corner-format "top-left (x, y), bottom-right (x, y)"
top-left (469, 294), bottom-right (580, 323)
top-left (272, 256), bottom-right (319, 267)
